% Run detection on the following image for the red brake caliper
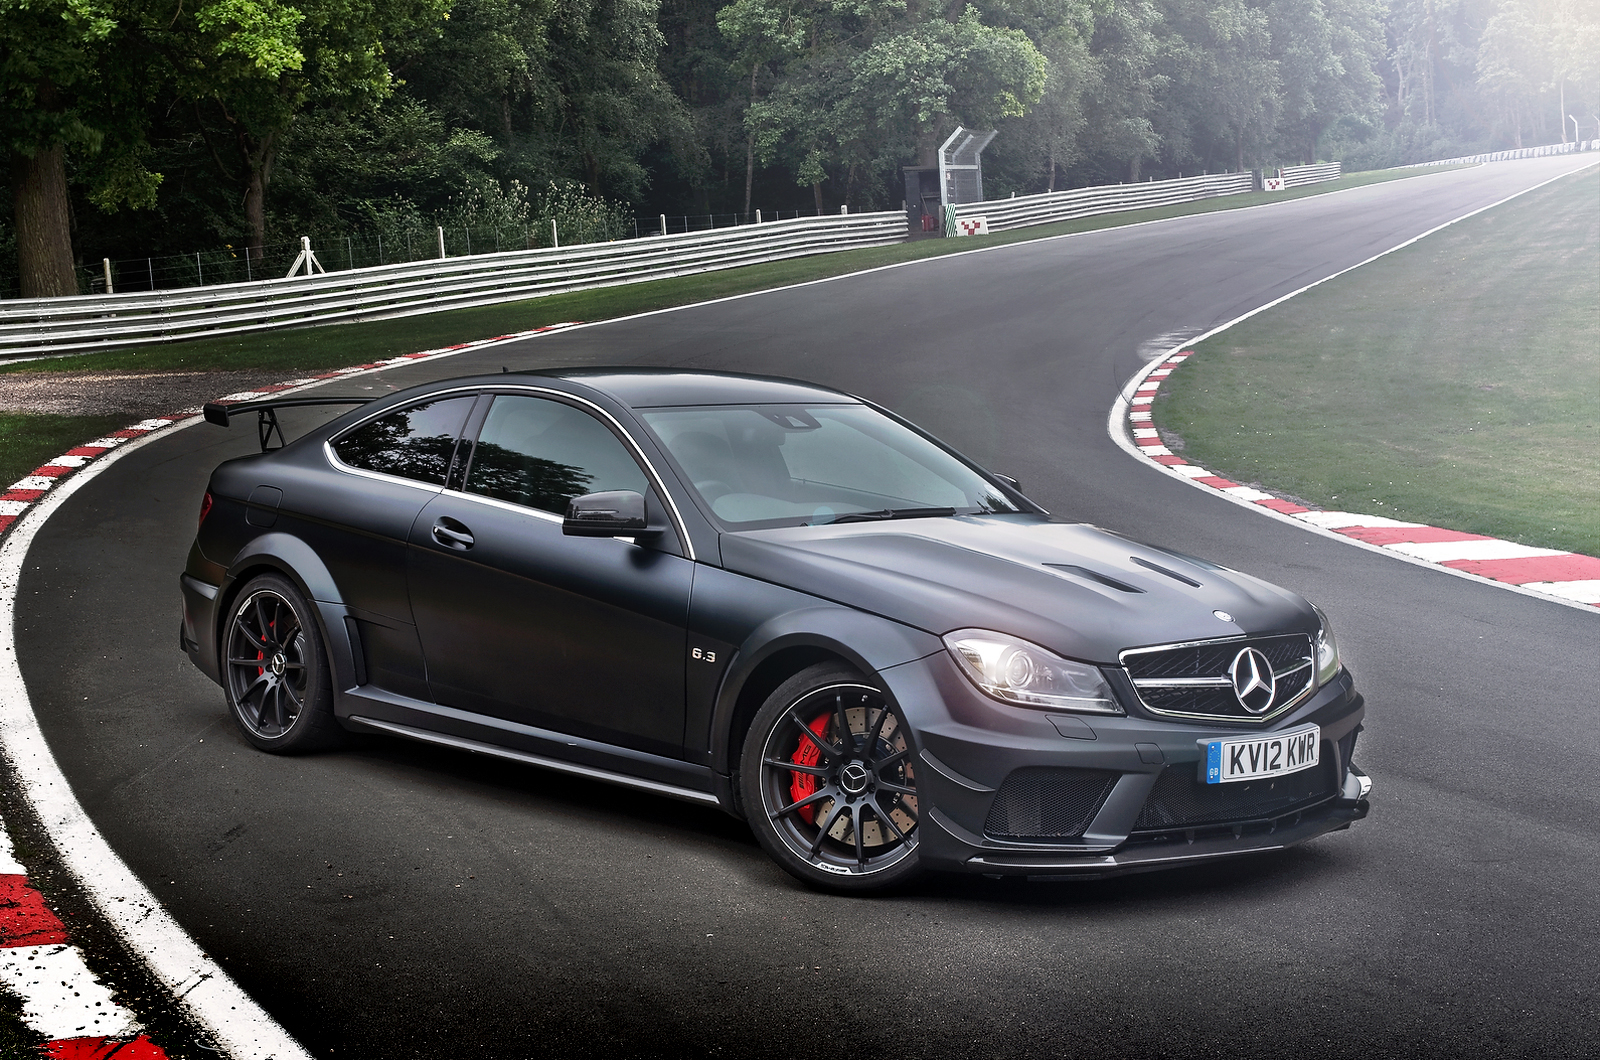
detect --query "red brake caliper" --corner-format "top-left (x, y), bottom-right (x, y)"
top-left (789, 712), bottom-right (832, 824)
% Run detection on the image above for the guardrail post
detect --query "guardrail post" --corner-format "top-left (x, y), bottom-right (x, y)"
top-left (840, 204), bottom-right (849, 215)
top-left (551, 220), bottom-right (559, 249)
top-left (102, 259), bottom-right (113, 295)
top-left (755, 209), bottom-right (761, 223)
top-left (437, 226), bottom-right (446, 259)
top-left (659, 214), bottom-right (667, 236)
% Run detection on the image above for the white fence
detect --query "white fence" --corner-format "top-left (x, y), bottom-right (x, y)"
top-left (1279, 161), bottom-right (1341, 187)
top-left (951, 162), bottom-right (1340, 233)
top-left (1403, 139), bottom-right (1600, 168)
top-left (0, 211), bottom-right (907, 358)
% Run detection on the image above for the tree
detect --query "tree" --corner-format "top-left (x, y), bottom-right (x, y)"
top-left (1, 0), bottom-right (161, 296)
top-left (174, 0), bottom-right (452, 258)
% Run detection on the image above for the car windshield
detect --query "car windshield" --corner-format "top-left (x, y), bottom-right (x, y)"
top-left (639, 403), bottom-right (1021, 528)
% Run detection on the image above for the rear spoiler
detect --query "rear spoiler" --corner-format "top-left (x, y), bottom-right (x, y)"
top-left (202, 396), bottom-right (376, 452)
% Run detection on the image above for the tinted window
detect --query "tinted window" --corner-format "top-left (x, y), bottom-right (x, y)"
top-left (331, 397), bottom-right (475, 485)
top-left (464, 395), bottom-right (649, 515)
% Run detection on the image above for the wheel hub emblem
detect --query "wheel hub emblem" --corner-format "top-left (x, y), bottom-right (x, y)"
top-left (1229, 648), bottom-right (1276, 714)
top-left (839, 761), bottom-right (870, 795)
top-left (269, 652), bottom-right (287, 676)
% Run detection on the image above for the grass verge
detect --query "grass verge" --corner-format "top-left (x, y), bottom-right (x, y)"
top-left (1153, 165), bottom-right (1599, 557)
top-left (1, 413), bottom-right (129, 491)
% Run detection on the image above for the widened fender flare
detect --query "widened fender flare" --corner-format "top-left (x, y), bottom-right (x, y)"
top-left (219, 532), bottom-right (362, 694)
top-left (708, 606), bottom-right (942, 778)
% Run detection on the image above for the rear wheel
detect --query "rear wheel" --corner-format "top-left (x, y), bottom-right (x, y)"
top-left (739, 662), bottom-right (923, 892)
top-left (222, 574), bottom-right (342, 753)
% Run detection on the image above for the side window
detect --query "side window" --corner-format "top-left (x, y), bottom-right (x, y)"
top-left (464, 395), bottom-right (650, 515)
top-left (331, 396), bottom-right (475, 486)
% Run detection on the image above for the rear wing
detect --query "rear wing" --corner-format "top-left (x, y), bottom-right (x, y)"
top-left (202, 396), bottom-right (376, 452)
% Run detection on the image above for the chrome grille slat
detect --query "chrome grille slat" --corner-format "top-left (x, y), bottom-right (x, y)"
top-left (1120, 633), bottom-right (1315, 722)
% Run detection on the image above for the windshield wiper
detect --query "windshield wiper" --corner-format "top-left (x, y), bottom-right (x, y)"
top-left (821, 506), bottom-right (959, 524)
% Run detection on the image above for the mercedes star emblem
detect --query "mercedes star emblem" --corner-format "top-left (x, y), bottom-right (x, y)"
top-left (1229, 647), bottom-right (1276, 714)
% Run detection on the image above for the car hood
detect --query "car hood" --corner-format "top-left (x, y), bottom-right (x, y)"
top-left (718, 516), bottom-right (1316, 664)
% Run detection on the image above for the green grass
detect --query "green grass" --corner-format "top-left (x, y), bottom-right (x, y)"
top-left (0, 989), bottom-right (44, 1059)
top-left (1, 412), bottom-right (128, 490)
top-left (1153, 166), bottom-right (1599, 557)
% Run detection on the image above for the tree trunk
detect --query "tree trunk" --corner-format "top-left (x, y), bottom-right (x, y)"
top-left (1234, 126), bottom-right (1245, 173)
top-left (11, 145), bottom-right (78, 298)
top-left (744, 62), bottom-right (758, 215)
top-left (1129, 156), bottom-right (1140, 182)
top-left (1047, 141), bottom-right (1057, 192)
top-left (812, 181), bottom-right (823, 214)
top-left (238, 129), bottom-right (279, 263)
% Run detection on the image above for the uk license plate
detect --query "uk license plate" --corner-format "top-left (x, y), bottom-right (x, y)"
top-left (1203, 725), bottom-right (1320, 784)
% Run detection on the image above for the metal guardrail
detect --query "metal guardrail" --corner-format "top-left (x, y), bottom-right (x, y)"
top-left (954, 163), bottom-right (1343, 234)
top-left (0, 211), bottom-right (907, 357)
top-left (951, 171), bottom-right (1256, 233)
top-left (1279, 161), bottom-right (1342, 187)
top-left (1403, 140), bottom-right (1599, 168)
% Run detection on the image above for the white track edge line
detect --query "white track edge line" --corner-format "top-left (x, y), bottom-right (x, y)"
top-left (0, 422), bottom-right (312, 1060)
top-left (0, 331), bottom-right (556, 1059)
top-left (1105, 157), bottom-right (1600, 616)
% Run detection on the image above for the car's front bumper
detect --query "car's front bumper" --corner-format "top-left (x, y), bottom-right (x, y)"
top-left (879, 650), bottom-right (1369, 878)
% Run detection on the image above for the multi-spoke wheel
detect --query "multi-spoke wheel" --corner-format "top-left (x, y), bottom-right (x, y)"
top-left (223, 574), bottom-right (341, 753)
top-left (740, 662), bottom-right (923, 891)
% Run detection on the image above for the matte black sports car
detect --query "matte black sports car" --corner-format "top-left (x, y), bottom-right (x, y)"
top-left (180, 368), bottom-right (1370, 891)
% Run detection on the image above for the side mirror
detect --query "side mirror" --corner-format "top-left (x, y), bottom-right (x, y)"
top-left (563, 490), bottom-right (651, 537)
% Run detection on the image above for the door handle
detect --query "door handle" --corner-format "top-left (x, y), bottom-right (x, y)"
top-left (432, 519), bottom-right (474, 550)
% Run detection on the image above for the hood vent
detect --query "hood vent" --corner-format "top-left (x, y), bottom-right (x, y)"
top-left (1045, 564), bottom-right (1145, 593)
top-left (1130, 556), bottom-right (1202, 588)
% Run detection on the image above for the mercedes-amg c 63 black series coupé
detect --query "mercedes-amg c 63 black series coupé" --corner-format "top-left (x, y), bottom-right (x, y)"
top-left (180, 368), bottom-right (1370, 891)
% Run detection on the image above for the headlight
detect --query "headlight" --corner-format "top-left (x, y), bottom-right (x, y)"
top-left (942, 629), bottom-right (1122, 714)
top-left (1312, 605), bottom-right (1341, 687)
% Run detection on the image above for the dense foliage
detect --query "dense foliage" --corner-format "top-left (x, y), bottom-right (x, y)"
top-left (2, 0), bottom-right (1595, 294)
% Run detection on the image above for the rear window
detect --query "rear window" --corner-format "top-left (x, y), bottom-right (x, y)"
top-left (331, 396), bottom-right (475, 485)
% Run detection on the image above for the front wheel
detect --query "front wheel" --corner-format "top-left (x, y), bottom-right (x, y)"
top-left (739, 663), bottom-right (924, 892)
top-left (222, 573), bottom-right (342, 753)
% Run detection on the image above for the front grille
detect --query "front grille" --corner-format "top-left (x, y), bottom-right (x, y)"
top-left (984, 767), bottom-right (1119, 840)
top-left (1121, 633), bottom-right (1314, 721)
top-left (1132, 758), bottom-right (1338, 831)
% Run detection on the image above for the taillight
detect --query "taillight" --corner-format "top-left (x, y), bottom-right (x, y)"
top-left (198, 491), bottom-right (213, 528)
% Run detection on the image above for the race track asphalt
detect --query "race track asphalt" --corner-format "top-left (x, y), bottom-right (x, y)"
top-left (13, 155), bottom-right (1599, 1058)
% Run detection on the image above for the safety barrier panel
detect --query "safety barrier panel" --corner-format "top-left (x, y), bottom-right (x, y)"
top-left (950, 171), bottom-right (1256, 233)
top-left (0, 210), bottom-right (907, 358)
top-left (1403, 140), bottom-right (1600, 168)
top-left (1279, 161), bottom-right (1342, 187)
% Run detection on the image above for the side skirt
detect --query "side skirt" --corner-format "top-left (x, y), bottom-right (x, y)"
top-left (344, 713), bottom-right (722, 808)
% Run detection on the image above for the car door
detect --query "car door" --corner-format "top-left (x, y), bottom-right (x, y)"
top-left (406, 390), bottom-right (693, 758)
top-left (300, 392), bottom-right (478, 701)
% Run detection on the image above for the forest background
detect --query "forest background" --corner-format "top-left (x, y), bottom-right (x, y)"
top-left (2, 0), bottom-right (1596, 298)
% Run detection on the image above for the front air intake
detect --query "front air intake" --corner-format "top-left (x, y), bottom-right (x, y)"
top-left (984, 767), bottom-right (1119, 840)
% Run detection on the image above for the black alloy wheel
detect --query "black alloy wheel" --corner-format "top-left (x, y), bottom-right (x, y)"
top-left (223, 574), bottom-right (341, 753)
top-left (740, 662), bottom-right (923, 891)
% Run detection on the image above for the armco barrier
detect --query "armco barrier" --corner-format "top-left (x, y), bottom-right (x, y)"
top-left (1279, 161), bottom-right (1341, 187)
top-left (951, 171), bottom-right (1254, 233)
top-left (953, 163), bottom-right (1344, 234)
top-left (0, 210), bottom-right (907, 358)
top-left (1403, 139), bottom-right (1599, 168)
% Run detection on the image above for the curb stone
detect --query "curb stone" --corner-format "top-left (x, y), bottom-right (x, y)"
top-left (0, 323), bottom-right (577, 1057)
top-left (1126, 352), bottom-right (1600, 609)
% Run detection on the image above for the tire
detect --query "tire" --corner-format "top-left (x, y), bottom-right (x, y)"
top-left (221, 573), bottom-right (342, 754)
top-left (739, 662), bottom-right (924, 892)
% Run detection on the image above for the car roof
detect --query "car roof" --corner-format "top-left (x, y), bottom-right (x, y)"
top-left (520, 368), bottom-right (860, 409)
